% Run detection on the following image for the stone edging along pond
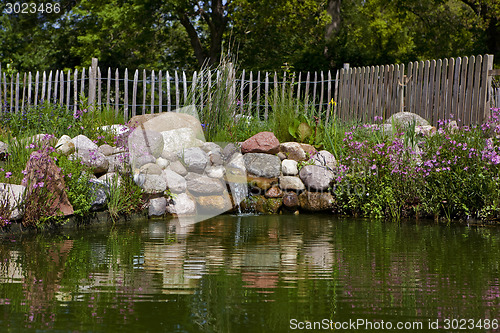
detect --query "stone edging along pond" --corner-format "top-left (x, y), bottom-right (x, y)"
top-left (0, 110), bottom-right (344, 235)
top-left (1, 109), bottom-right (500, 235)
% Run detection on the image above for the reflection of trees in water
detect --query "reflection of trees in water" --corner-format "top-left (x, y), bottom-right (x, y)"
top-left (0, 217), bottom-right (499, 330)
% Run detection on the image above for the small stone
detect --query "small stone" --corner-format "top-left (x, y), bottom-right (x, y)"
top-left (282, 159), bottom-right (299, 176)
top-left (179, 147), bottom-right (208, 173)
top-left (280, 142), bottom-right (307, 161)
top-left (161, 151), bottom-right (178, 162)
top-left (312, 150), bottom-right (337, 169)
top-left (265, 186), bottom-right (283, 198)
top-left (241, 131), bottom-right (280, 154)
top-left (99, 144), bottom-right (115, 156)
top-left (156, 157), bottom-right (170, 170)
top-left (299, 165), bottom-right (335, 191)
top-left (149, 197), bottom-right (167, 217)
top-left (139, 163), bottom-right (163, 175)
top-left (140, 174), bottom-right (167, 194)
top-left (162, 169), bottom-right (187, 193)
top-left (283, 191), bottom-right (299, 209)
top-left (206, 165), bottom-right (225, 179)
top-left (279, 176), bottom-right (305, 191)
top-left (209, 153), bottom-right (224, 166)
top-left (71, 134), bottom-right (98, 152)
top-left (166, 192), bottom-right (196, 216)
top-left (169, 160), bottom-right (188, 176)
top-left (299, 191), bottom-right (335, 211)
top-left (244, 153), bottom-right (281, 178)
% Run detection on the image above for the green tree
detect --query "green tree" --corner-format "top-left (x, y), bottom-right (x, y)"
top-left (231, 0), bottom-right (330, 71)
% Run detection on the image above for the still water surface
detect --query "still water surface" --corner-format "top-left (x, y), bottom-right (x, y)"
top-left (0, 215), bottom-right (499, 332)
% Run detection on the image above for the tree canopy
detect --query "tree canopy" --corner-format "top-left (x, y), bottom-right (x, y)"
top-left (1, 0), bottom-right (498, 72)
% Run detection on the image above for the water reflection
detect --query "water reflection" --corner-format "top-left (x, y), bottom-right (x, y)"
top-left (0, 215), bottom-right (499, 332)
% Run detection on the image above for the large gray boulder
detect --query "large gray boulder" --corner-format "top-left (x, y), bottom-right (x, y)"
top-left (179, 147), bottom-right (208, 173)
top-left (71, 134), bottom-right (98, 152)
top-left (141, 108), bottom-right (205, 139)
top-left (161, 128), bottom-right (204, 154)
top-left (128, 128), bottom-right (164, 159)
top-left (386, 112), bottom-right (430, 129)
top-left (299, 165), bottom-right (335, 191)
top-left (243, 153), bottom-right (281, 178)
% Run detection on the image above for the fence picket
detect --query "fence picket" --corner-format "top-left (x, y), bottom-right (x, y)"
top-left (471, 55), bottom-right (482, 123)
top-left (80, 68), bottom-right (85, 100)
top-left (73, 69), bottom-right (78, 113)
top-left (463, 56), bottom-right (474, 124)
top-left (166, 71), bottom-right (171, 112)
top-left (479, 55), bottom-right (494, 121)
top-left (183, 71), bottom-right (188, 105)
top-left (264, 72), bottom-right (269, 120)
top-left (458, 56), bottom-right (469, 121)
top-left (115, 69), bottom-right (120, 116)
top-left (159, 70), bottom-right (163, 113)
top-left (124, 69), bottom-right (129, 120)
top-left (452, 57), bottom-right (462, 118)
top-left (106, 68), bottom-right (111, 111)
top-left (59, 70), bottom-right (64, 105)
top-left (248, 71), bottom-right (253, 115)
top-left (142, 70), bottom-right (147, 115)
top-left (97, 68), bottom-right (101, 108)
top-left (66, 70), bottom-right (70, 110)
top-left (175, 71), bottom-right (180, 110)
top-left (47, 71), bottom-right (53, 105)
top-left (54, 70), bottom-right (59, 103)
top-left (151, 70), bottom-right (155, 114)
top-left (14, 73), bottom-right (19, 113)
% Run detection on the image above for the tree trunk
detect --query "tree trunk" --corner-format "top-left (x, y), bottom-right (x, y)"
top-left (324, 0), bottom-right (342, 64)
top-left (178, 12), bottom-right (207, 67)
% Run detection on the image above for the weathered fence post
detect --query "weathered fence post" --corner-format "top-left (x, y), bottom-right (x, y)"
top-left (88, 58), bottom-right (98, 112)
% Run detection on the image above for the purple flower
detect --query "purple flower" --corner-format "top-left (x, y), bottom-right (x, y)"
top-left (5, 172), bottom-right (12, 179)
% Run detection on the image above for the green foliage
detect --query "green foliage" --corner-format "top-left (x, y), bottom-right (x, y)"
top-left (107, 174), bottom-right (144, 222)
top-left (288, 113), bottom-right (324, 148)
top-left (56, 154), bottom-right (95, 217)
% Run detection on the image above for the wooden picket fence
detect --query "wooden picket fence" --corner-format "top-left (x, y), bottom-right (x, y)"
top-left (0, 54), bottom-right (496, 126)
top-left (336, 55), bottom-right (495, 125)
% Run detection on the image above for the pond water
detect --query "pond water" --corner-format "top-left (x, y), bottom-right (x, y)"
top-left (0, 215), bottom-right (499, 332)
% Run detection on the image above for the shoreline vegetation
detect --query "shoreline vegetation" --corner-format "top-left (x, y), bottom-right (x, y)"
top-left (1, 60), bottom-right (500, 234)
